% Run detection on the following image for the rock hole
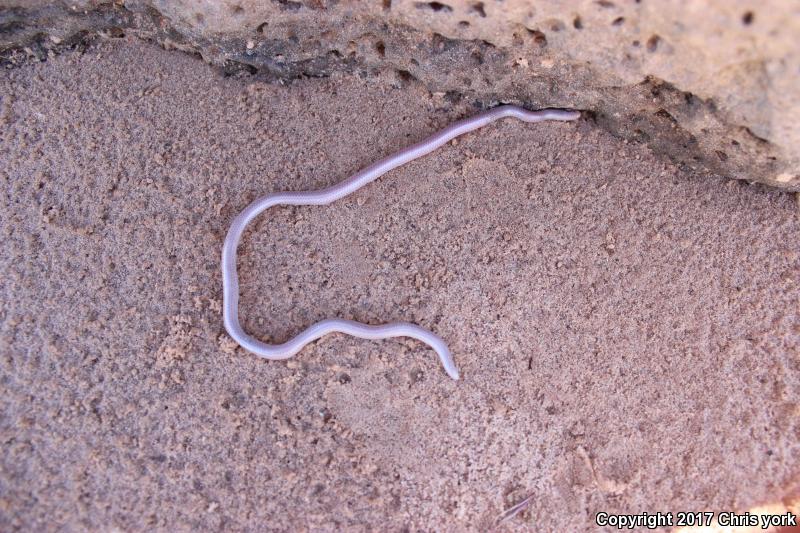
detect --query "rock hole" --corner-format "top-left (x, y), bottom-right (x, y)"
top-left (612, 16), bottom-right (625, 26)
top-left (547, 19), bottom-right (566, 32)
top-left (256, 22), bottom-right (268, 34)
top-left (526, 28), bottom-right (547, 46)
top-left (632, 40), bottom-right (640, 47)
top-left (443, 90), bottom-right (461, 103)
top-left (273, 0), bottom-right (303, 11)
top-left (415, 1), bottom-right (453, 13)
top-left (595, 0), bottom-right (615, 7)
top-left (573, 16), bottom-right (583, 29)
top-left (471, 2), bottom-right (486, 17)
top-left (382, 0), bottom-right (391, 10)
top-left (471, 49), bottom-right (483, 64)
top-left (458, 20), bottom-right (471, 27)
top-left (742, 11), bottom-right (754, 25)
top-left (646, 34), bottom-right (660, 52)
top-left (655, 109), bottom-right (677, 124)
top-left (715, 150), bottom-right (728, 161)
top-left (375, 41), bottom-right (386, 57)
top-left (431, 32), bottom-right (457, 51)
top-left (396, 69), bottom-right (416, 83)
top-left (230, 4), bottom-right (245, 14)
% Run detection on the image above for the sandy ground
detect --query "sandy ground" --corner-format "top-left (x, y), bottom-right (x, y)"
top-left (1, 38), bottom-right (799, 531)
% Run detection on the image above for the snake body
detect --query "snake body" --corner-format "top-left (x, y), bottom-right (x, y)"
top-left (222, 105), bottom-right (580, 380)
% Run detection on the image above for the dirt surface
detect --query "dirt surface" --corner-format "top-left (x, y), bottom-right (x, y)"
top-left (1, 38), bottom-right (799, 531)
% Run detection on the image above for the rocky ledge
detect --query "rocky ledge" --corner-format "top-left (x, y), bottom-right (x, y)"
top-left (2, 0), bottom-right (798, 191)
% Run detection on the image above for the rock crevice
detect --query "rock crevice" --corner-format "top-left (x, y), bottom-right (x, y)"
top-left (2, 0), bottom-right (797, 190)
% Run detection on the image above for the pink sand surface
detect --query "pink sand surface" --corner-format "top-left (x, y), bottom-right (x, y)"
top-left (1, 38), bottom-right (798, 531)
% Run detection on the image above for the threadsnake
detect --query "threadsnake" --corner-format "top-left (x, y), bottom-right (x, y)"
top-left (222, 105), bottom-right (580, 379)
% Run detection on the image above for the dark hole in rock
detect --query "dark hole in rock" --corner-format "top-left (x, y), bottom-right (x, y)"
top-left (471, 2), bottom-right (486, 17)
top-left (273, 0), bottom-right (303, 11)
top-left (655, 109), bottom-right (677, 123)
top-left (396, 69), bottom-right (415, 83)
top-left (646, 34), bottom-right (661, 52)
top-left (415, 1), bottom-right (453, 12)
top-left (526, 28), bottom-right (547, 46)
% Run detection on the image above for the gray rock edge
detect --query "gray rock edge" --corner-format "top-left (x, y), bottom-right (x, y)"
top-left (1, 2), bottom-right (794, 191)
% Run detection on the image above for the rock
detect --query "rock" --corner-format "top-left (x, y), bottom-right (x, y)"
top-left (1, 0), bottom-right (798, 189)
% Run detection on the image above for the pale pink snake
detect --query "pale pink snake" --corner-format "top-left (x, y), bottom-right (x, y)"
top-left (222, 105), bottom-right (581, 379)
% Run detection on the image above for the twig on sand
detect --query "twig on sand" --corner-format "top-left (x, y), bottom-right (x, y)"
top-left (493, 492), bottom-right (536, 528)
